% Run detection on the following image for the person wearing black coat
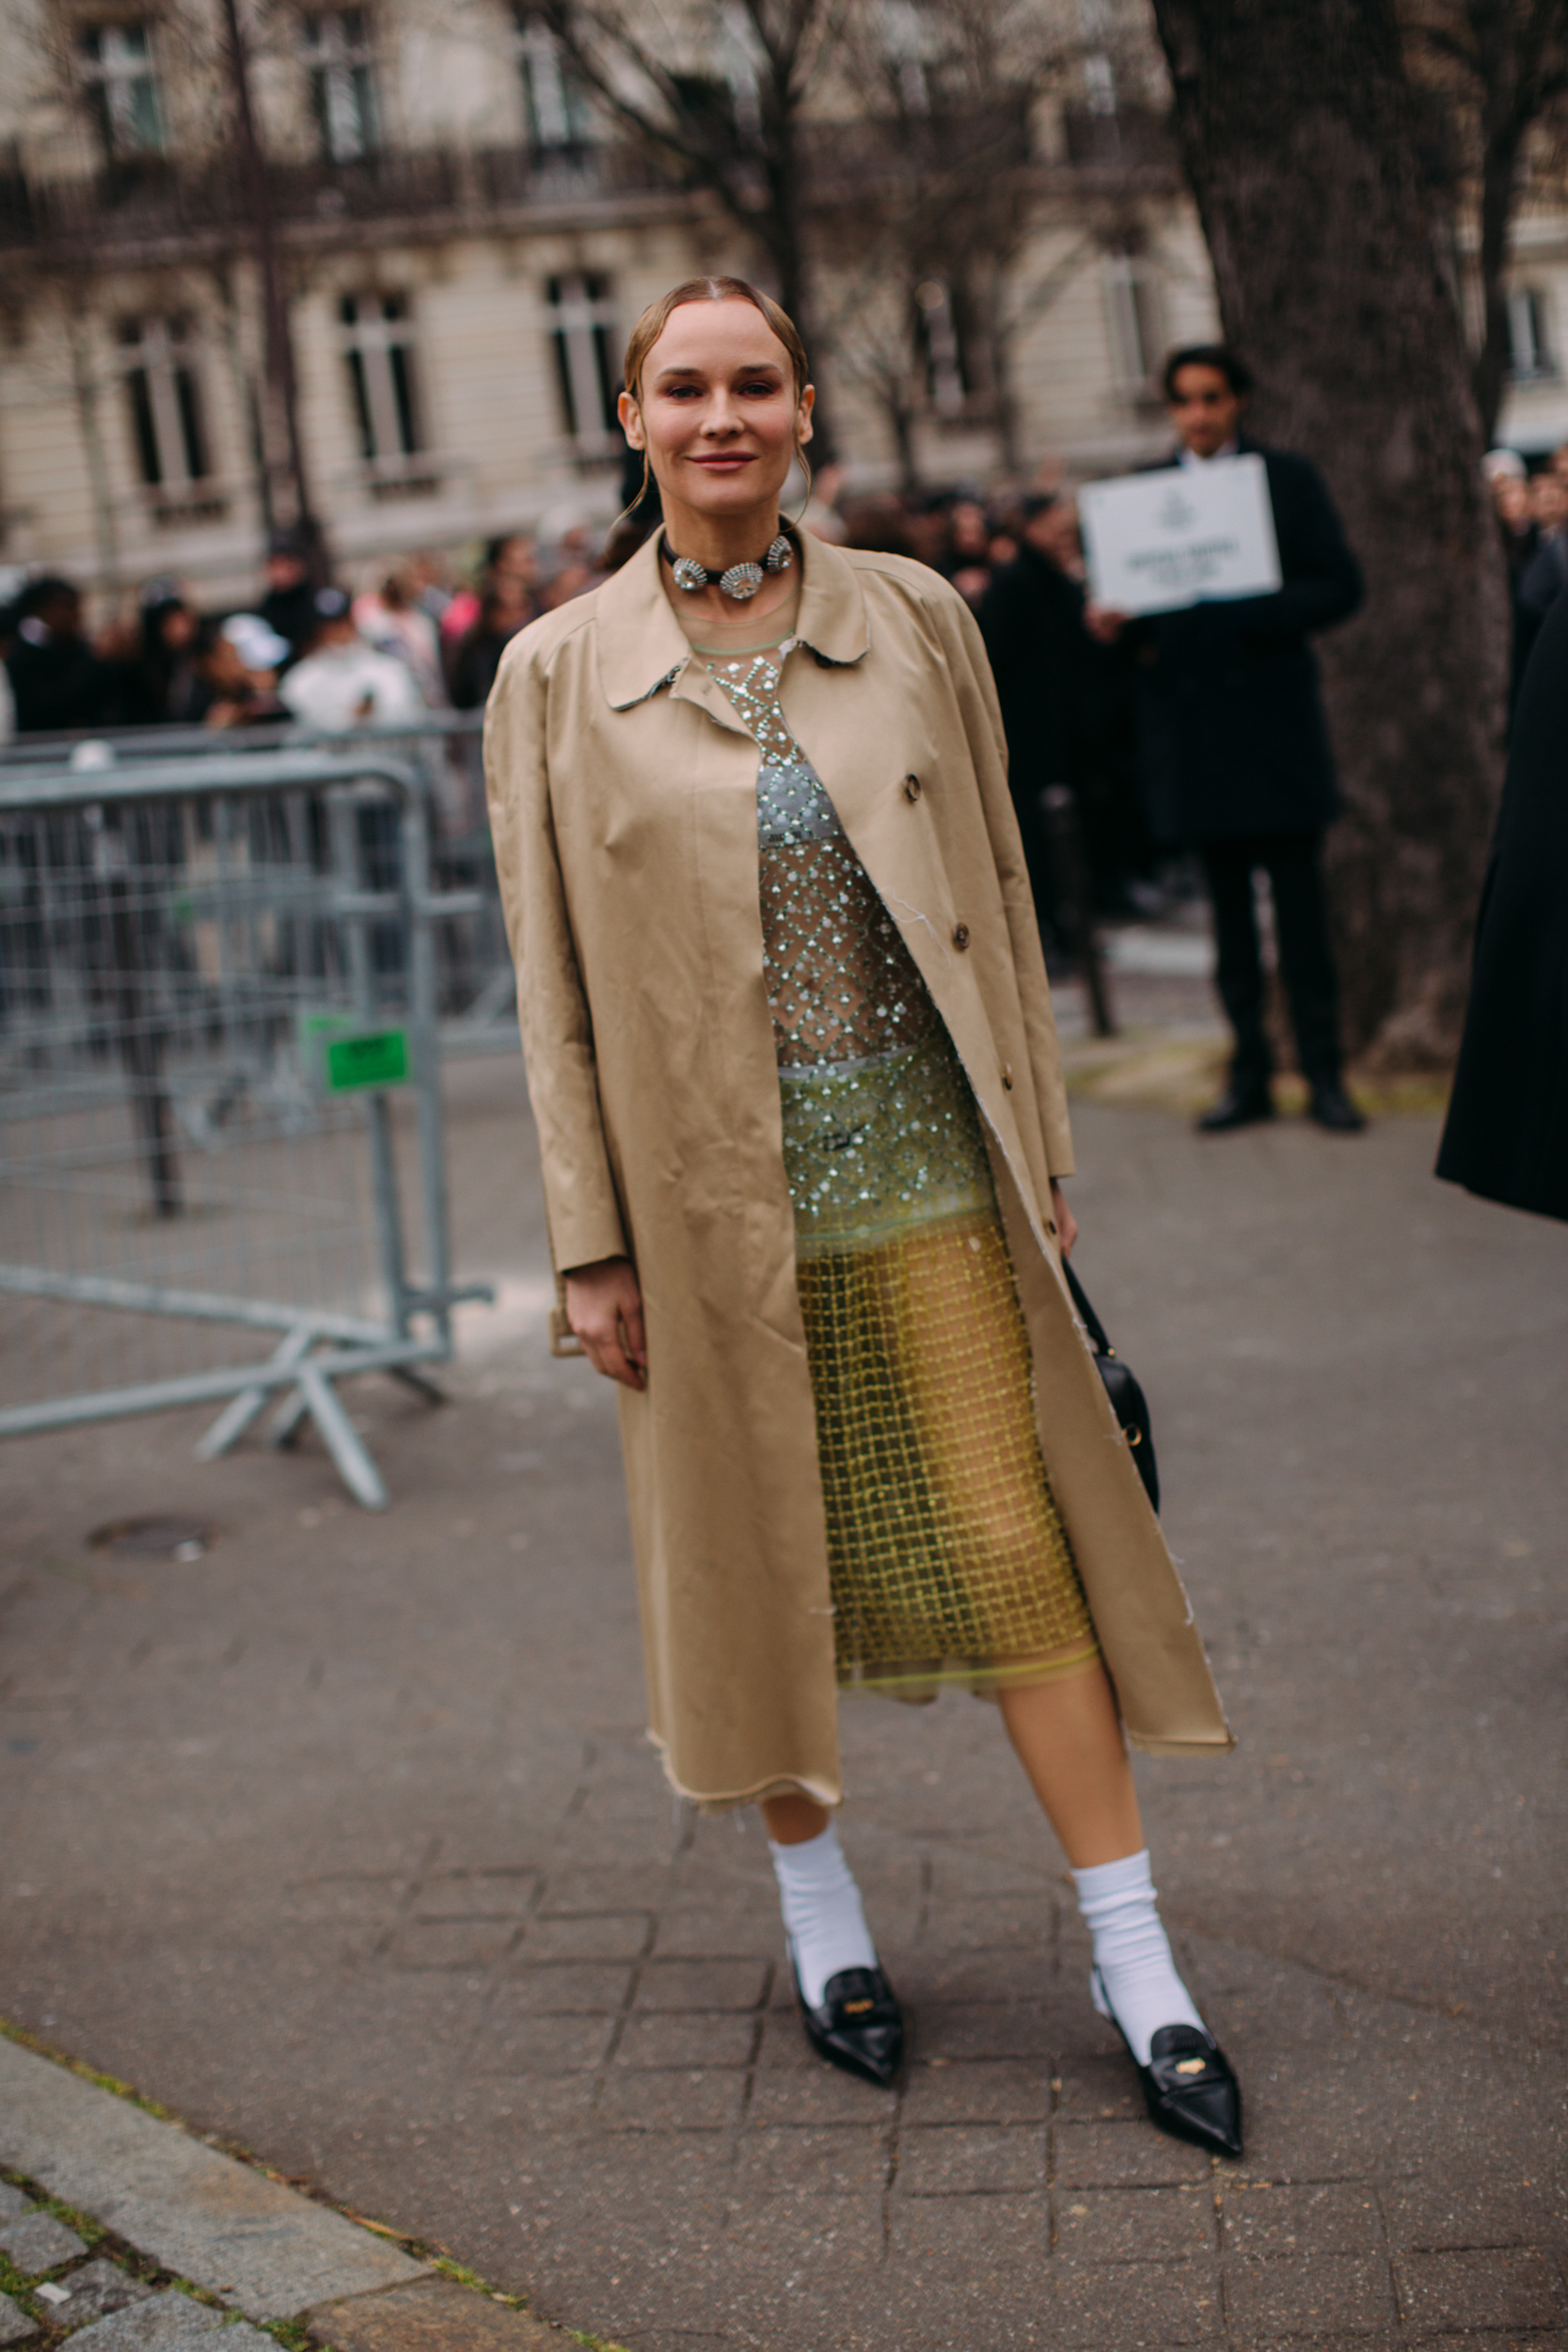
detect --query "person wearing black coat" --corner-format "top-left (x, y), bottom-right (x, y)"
top-left (6, 577), bottom-right (129, 733)
top-left (979, 498), bottom-right (1096, 950)
top-left (1435, 587), bottom-right (1568, 1221)
top-left (1097, 346), bottom-right (1366, 1132)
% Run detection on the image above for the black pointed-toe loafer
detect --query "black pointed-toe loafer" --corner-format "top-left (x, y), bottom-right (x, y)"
top-left (794, 1963), bottom-right (904, 2089)
top-left (1137, 2024), bottom-right (1243, 2158)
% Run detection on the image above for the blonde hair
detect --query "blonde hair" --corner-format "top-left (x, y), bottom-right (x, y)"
top-left (622, 276), bottom-right (811, 407)
top-left (618, 277), bottom-right (813, 529)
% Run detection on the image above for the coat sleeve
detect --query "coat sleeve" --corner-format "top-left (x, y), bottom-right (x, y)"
top-left (930, 587), bottom-right (1076, 1181)
top-left (484, 631), bottom-right (630, 1273)
top-left (1229, 453), bottom-right (1363, 644)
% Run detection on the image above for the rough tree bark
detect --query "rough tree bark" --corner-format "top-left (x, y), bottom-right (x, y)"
top-left (1151, 0), bottom-right (1510, 1067)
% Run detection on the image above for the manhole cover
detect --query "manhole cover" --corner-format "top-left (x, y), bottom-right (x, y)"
top-left (87, 1517), bottom-right (215, 1563)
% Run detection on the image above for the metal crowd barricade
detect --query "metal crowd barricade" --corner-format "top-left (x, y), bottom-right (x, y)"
top-left (0, 749), bottom-right (493, 1508)
top-left (2, 714), bottom-right (521, 1061)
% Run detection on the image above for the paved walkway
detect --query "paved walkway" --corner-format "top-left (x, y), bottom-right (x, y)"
top-left (1, 1056), bottom-right (1563, 2349)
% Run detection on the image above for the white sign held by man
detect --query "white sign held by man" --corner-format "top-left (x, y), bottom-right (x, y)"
top-left (1078, 454), bottom-right (1282, 617)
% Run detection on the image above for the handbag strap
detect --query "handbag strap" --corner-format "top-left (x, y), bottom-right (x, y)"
top-left (1061, 1259), bottom-right (1114, 1358)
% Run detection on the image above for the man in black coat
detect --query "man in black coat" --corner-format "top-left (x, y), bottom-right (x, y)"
top-left (6, 576), bottom-right (128, 733)
top-left (1435, 588), bottom-right (1568, 1221)
top-left (1093, 344), bottom-right (1366, 1131)
top-left (980, 496), bottom-right (1095, 948)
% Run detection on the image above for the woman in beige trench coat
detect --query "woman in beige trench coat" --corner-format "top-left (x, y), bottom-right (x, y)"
top-left (485, 277), bottom-right (1242, 2158)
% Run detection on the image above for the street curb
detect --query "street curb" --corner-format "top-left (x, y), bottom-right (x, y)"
top-left (0, 2030), bottom-right (614, 2351)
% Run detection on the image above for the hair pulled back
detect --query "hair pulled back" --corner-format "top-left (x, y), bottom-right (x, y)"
top-left (622, 277), bottom-right (811, 407)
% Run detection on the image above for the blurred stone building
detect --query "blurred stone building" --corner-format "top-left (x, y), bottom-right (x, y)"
top-left (2, 0), bottom-right (1561, 609)
top-left (0, 0), bottom-right (1236, 601)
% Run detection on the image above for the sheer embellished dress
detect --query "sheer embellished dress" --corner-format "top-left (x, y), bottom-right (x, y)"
top-left (676, 585), bottom-right (1098, 1700)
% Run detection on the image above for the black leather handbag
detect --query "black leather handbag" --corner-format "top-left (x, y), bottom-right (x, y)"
top-left (1062, 1262), bottom-right (1160, 1513)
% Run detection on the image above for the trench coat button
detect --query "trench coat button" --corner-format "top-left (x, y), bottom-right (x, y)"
top-left (1046, 1217), bottom-right (1057, 1235)
top-left (952, 922), bottom-right (971, 949)
top-left (903, 773), bottom-right (922, 802)
top-left (1002, 1065), bottom-right (1014, 1090)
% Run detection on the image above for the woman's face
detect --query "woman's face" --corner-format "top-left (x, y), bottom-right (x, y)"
top-left (620, 300), bottom-right (813, 529)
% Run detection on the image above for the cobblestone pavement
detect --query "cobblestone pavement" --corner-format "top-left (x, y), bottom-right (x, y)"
top-left (0, 1053), bottom-right (1563, 2349)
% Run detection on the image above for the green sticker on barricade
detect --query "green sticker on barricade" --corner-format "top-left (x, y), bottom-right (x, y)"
top-left (323, 1028), bottom-right (410, 1091)
top-left (299, 1011), bottom-right (411, 1092)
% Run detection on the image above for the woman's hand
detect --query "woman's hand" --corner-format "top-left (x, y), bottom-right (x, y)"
top-left (1084, 604), bottom-right (1128, 645)
top-left (563, 1256), bottom-right (647, 1390)
top-left (1051, 1180), bottom-right (1078, 1259)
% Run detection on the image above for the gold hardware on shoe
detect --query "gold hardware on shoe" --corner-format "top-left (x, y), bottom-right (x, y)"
top-left (843, 1998), bottom-right (874, 2014)
top-left (1174, 2057), bottom-right (1207, 2074)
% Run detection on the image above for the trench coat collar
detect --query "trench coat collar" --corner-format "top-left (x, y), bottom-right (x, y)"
top-left (596, 527), bottom-right (870, 710)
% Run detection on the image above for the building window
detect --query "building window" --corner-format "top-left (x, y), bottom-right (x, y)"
top-left (546, 273), bottom-right (617, 449)
top-left (303, 10), bottom-right (381, 163)
top-left (1101, 255), bottom-right (1163, 392)
top-left (515, 11), bottom-right (594, 154)
top-left (78, 23), bottom-right (166, 159)
top-left (340, 292), bottom-right (422, 461)
top-left (914, 278), bottom-right (972, 418)
top-left (119, 315), bottom-right (210, 488)
top-left (1508, 287), bottom-right (1555, 381)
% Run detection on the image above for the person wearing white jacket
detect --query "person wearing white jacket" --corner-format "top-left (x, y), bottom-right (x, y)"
top-left (278, 587), bottom-right (423, 732)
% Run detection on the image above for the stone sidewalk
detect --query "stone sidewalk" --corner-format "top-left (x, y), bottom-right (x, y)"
top-left (0, 1057), bottom-right (1564, 2349)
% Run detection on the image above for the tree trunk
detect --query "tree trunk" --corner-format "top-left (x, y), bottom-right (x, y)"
top-left (1151, 0), bottom-right (1509, 1067)
top-left (219, 0), bottom-right (326, 578)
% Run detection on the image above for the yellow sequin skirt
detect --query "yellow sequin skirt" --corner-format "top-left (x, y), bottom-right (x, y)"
top-left (784, 1041), bottom-right (1100, 1700)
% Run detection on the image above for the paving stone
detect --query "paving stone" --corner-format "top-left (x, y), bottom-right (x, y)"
top-left (886, 2191), bottom-right (1048, 2283)
top-left (1220, 2178), bottom-right (1383, 2256)
top-left (388, 1920), bottom-right (520, 1969)
top-left (632, 1959), bottom-right (769, 2011)
top-left (491, 1963), bottom-right (632, 2015)
top-left (1226, 2251), bottom-right (1396, 2334)
top-left (1043, 2257), bottom-right (1224, 2345)
top-left (515, 1914), bottom-right (651, 1963)
top-left (1053, 2121), bottom-right (1214, 2188)
top-left (612, 2011), bottom-right (755, 2069)
top-left (0, 2189), bottom-right (30, 2223)
top-left (65, 2293), bottom-right (270, 2348)
top-left (906, 2000), bottom-right (1056, 2061)
top-left (1382, 2175), bottom-right (1552, 2249)
top-left (895, 2124), bottom-right (1044, 2196)
top-left (0, 2294), bottom-right (34, 2347)
top-left (469, 2013), bottom-right (615, 2074)
top-left (901, 2059), bottom-right (1050, 2125)
top-left (0, 2211), bottom-right (87, 2273)
top-left (737, 2126), bottom-right (889, 2195)
top-left (649, 1909), bottom-right (777, 1961)
top-left (33, 2260), bottom-right (152, 2325)
top-left (1397, 2246), bottom-right (1568, 2330)
top-left (1054, 2185), bottom-right (1215, 2260)
top-left (307, 2278), bottom-right (561, 2349)
top-left (1053, 2055), bottom-right (1144, 2121)
top-left (595, 2068), bottom-right (745, 2130)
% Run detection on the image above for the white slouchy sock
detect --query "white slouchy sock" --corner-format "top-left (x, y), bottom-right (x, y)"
top-left (1072, 1848), bottom-right (1207, 2065)
top-left (768, 1820), bottom-right (879, 2009)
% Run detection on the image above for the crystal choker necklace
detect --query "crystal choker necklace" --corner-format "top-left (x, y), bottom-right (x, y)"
top-left (661, 532), bottom-right (793, 601)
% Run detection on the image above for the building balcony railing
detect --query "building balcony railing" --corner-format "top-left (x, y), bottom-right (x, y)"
top-left (0, 139), bottom-right (672, 256)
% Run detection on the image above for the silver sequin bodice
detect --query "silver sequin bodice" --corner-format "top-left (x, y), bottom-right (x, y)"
top-left (702, 641), bottom-right (993, 1254)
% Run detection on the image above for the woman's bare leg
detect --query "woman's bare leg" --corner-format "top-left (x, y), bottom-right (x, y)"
top-left (762, 1792), bottom-right (832, 1845)
top-left (998, 1662), bottom-right (1144, 1866)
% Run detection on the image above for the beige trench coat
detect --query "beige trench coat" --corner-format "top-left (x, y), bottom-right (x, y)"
top-left (485, 531), bottom-right (1231, 1807)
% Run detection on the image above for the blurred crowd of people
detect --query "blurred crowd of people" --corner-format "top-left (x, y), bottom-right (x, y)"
top-left (0, 515), bottom-right (615, 751)
top-left (1483, 439), bottom-right (1568, 696)
top-left (5, 431), bottom-right (1562, 967)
